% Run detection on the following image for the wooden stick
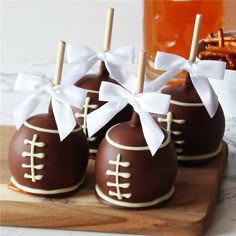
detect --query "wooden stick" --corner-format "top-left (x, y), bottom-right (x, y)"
top-left (54, 40), bottom-right (66, 86)
top-left (103, 8), bottom-right (114, 52)
top-left (189, 14), bottom-right (203, 62)
top-left (130, 50), bottom-right (147, 127)
top-left (136, 50), bottom-right (147, 94)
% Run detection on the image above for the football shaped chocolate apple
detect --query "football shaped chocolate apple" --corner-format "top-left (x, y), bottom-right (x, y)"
top-left (73, 61), bottom-right (133, 156)
top-left (156, 74), bottom-right (225, 164)
top-left (69, 8), bottom-right (133, 156)
top-left (152, 15), bottom-right (226, 164)
top-left (8, 41), bottom-right (89, 196)
top-left (88, 51), bottom-right (177, 209)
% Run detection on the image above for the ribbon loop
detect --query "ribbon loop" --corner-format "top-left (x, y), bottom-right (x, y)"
top-left (145, 51), bottom-right (226, 117)
top-left (66, 45), bottom-right (135, 89)
top-left (87, 81), bottom-right (170, 156)
top-left (67, 45), bottom-right (96, 64)
top-left (14, 73), bottom-right (87, 141)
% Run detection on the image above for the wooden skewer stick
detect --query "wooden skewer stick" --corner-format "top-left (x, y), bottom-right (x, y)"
top-left (103, 7), bottom-right (114, 52)
top-left (54, 40), bottom-right (66, 86)
top-left (130, 50), bottom-right (147, 127)
top-left (189, 14), bottom-right (203, 62)
top-left (136, 50), bottom-right (147, 94)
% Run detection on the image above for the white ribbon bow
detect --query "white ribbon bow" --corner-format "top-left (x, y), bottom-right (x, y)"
top-left (144, 52), bottom-right (226, 117)
top-left (14, 73), bottom-right (87, 141)
top-left (87, 81), bottom-right (171, 156)
top-left (65, 45), bottom-right (136, 89)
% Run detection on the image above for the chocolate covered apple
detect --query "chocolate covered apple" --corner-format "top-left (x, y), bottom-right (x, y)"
top-left (95, 113), bottom-right (176, 208)
top-left (155, 75), bottom-right (225, 164)
top-left (87, 50), bottom-right (177, 208)
top-left (73, 61), bottom-right (133, 156)
top-left (147, 15), bottom-right (226, 164)
top-left (8, 113), bottom-right (88, 196)
top-left (8, 41), bottom-right (89, 196)
top-left (67, 8), bottom-right (134, 156)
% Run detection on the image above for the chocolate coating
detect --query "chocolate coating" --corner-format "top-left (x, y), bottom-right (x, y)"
top-left (73, 61), bottom-right (133, 156)
top-left (154, 75), bottom-right (225, 164)
top-left (95, 113), bottom-right (177, 208)
top-left (8, 113), bottom-right (89, 196)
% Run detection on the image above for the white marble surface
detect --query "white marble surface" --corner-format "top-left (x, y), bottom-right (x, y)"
top-left (0, 64), bottom-right (236, 236)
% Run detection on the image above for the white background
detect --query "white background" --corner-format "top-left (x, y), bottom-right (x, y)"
top-left (0, 0), bottom-right (143, 64)
top-left (1, 0), bottom-right (235, 64)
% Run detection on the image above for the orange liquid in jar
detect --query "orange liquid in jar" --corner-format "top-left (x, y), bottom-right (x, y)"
top-left (144, 0), bottom-right (224, 81)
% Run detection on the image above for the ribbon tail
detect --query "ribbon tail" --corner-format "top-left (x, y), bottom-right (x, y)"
top-left (14, 94), bottom-right (40, 129)
top-left (107, 62), bottom-right (137, 93)
top-left (52, 98), bottom-right (76, 141)
top-left (63, 57), bottom-right (97, 85)
top-left (144, 69), bottom-right (180, 92)
top-left (53, 85), bottom-right (87, 109)
top-left (108, 46), bottom-right (135, 64)
top-left (136, 92), bottom-right (170, 114)
top-left (194, 59), bottom-right (226, 80)
top-left (87, 101), bottom-right (127, 137)
top-left (139, 111), bottom-right (164, 156)
top-left (62, 63), bottom-right (90, 85)
top-left (191, 75), bottom-right (219, 118)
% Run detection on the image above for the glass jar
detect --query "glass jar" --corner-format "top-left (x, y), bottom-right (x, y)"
top-left (143, 0), bottom-right (224, 82)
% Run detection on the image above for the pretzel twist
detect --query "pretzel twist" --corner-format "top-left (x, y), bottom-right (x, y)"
top-left (199, 28), bottom-right (236, 70)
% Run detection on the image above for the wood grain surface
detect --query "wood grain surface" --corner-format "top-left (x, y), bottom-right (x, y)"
top-left (0, 126), bottom-right (228, 236)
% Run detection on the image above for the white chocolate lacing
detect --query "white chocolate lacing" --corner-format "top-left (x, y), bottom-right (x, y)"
top-left (75, 95), bottom-right (99, 155)
top-left (157, 112), bottom-right (185, 155)
top-left (96, 184), bottom-right (174, 208)
top-left (106, 154), bottom-right (132, 200)
top-left (22, 134), bottom-right (45, 182)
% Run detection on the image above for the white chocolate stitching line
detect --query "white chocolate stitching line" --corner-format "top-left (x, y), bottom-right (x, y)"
top-left (75, 96), bottom-right (99, 154)
top-left (10, 174), bottom-right (86, 195)
top-left (22, 134), bottom-right (45, 182)
top-left (177, 143), bottom-right (222, 161)
top-left (106, 154), bottom-right (131, 200)
top-left (96, 184), bottom-right (175, 208)
top-left (24, 122), bottom-right (82, 134)
top-left (170, 100), bottom-right (204, 107)
top-left (158, 112), bottom-right (185, 154)
top-left (106, 124), bottom-right (171, 151)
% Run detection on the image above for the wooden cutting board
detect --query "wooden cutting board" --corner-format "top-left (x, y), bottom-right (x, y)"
top-left (0, 125), bottom-right (228, 236)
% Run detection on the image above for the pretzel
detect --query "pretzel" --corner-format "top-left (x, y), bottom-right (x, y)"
top-left (224, 41), bottom-right (236, 47)
top-left (198, 51), bottom-right (228, 60)
top-left (218, 28), bottom-right (224, 47)
top-left (203, 37), bottom-right (236, 44)
top-left (198, 28), bottom-right (236, 70)
top-left (206, 45), bottom-right (236, 54)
